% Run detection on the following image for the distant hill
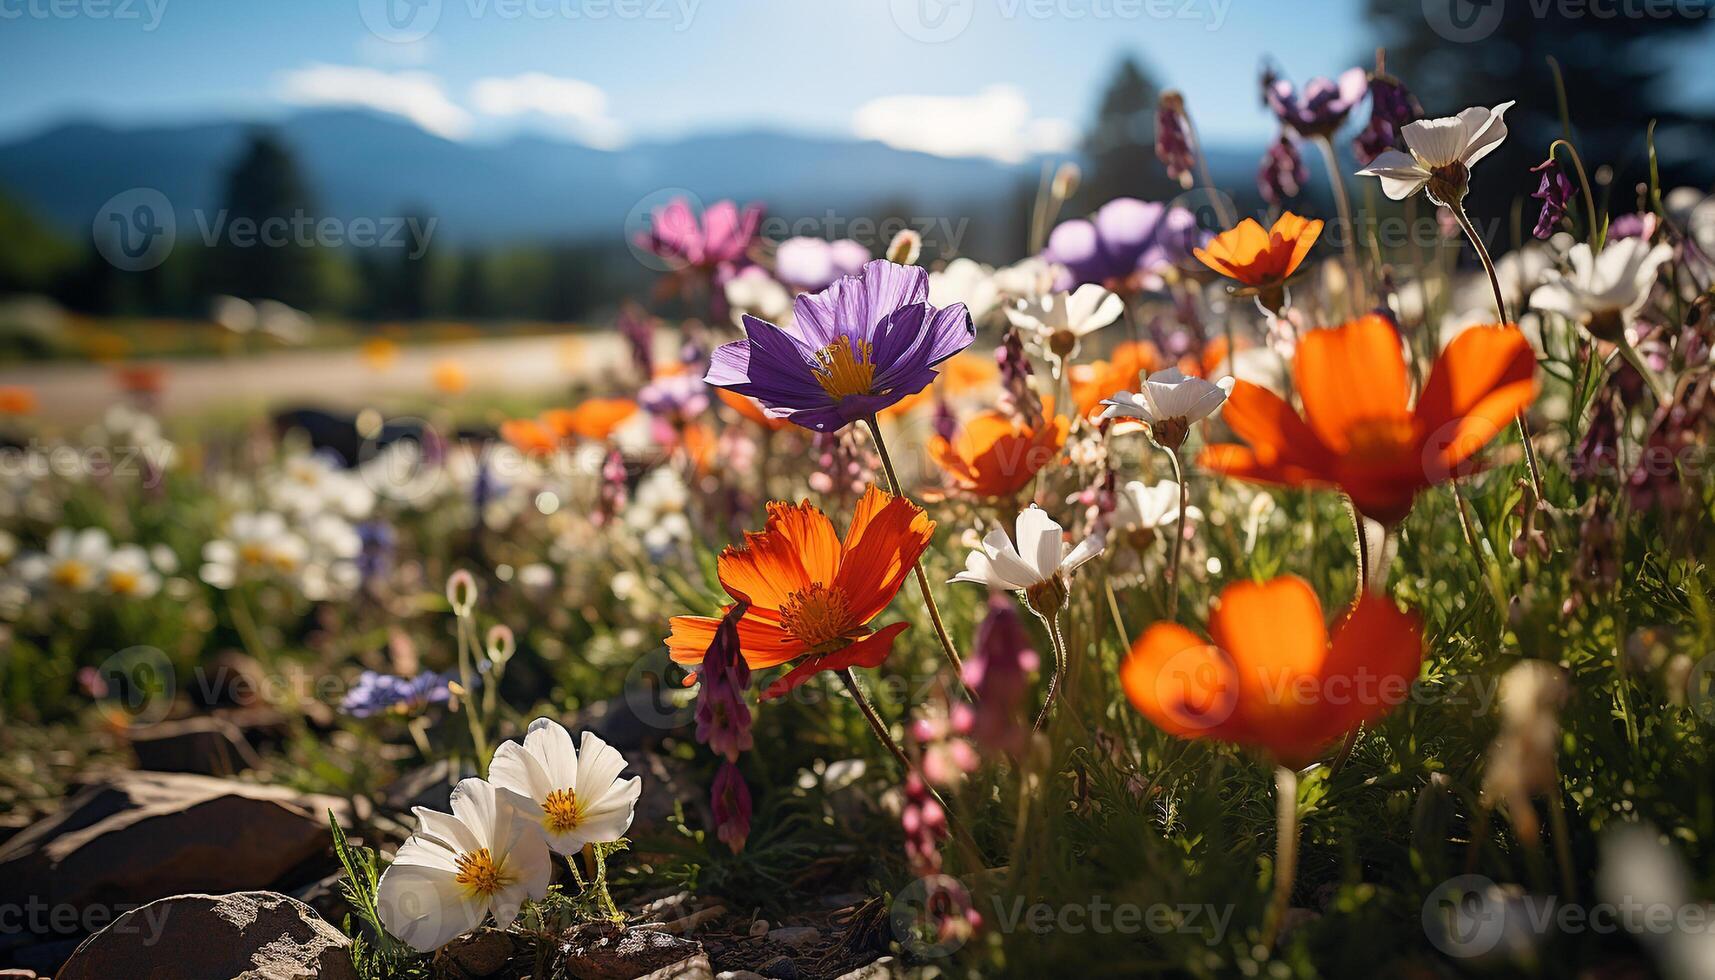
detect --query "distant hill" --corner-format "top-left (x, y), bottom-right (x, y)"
top-left (0, 109), bottom-right (1264, 256)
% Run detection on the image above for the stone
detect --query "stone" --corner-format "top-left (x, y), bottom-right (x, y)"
top-left (766, 926), bottom-right (820, 949)
top-left (57, 891), bottom-right (356, 980)
top-left (835, 957), bottom-right (906, 979)
top-left (758, 954), bottom-right (801, 980)
top-left (0, 771), bottom-right (349, 922)
top-left (640, 952), bottom-right (713, 980)
top-left (129, 715), bottom-right (261, 775)
top-left (558, 925), bottom-right (706, 980)
top-left (442, 928), bottom-right (520, 978)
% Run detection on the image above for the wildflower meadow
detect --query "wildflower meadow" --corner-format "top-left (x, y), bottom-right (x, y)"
top-left (4, 6), bottom-right (1715, 979)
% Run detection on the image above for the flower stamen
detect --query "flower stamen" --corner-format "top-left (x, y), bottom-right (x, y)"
top-left (543, 787), bottom-right (584, 834)
top-left (453, 847), bottom-right (512, 898)
top-left (811, 337), bottom-right (876, 400)
top-left (779, 583), bottom-right (855, 650)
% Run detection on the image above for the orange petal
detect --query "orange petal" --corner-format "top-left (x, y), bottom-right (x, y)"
top-left (1121, 622), bottom-right (1243, 740)
top-left (1414, 325), bottom-right (1538, 476)
top-left (717, 500), bottom-right (838, 610)
top-left (836, 487), bottom-right (934, 624)
top-left (667, 611), bottom-right (806, 669)
top-left (1203, 380), bottom-right (1334, 483)
top-left (1318, 594), bottom-right (1424, 734)
top-left (761, 622), bottom-right (911, 700)
top-left (1293, 317), bottom-right (1412, 453)
top-left (1271, 213), bottom-right (1323, 280)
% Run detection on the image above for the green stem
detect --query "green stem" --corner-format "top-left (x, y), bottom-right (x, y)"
top-left (1032, 613), bottom-right (1070, 733)
top-left (864, 417), bottom-right (968, 686)
top-left (1164, 448), bottom-right (1188, 621)
top-left (838, 667), bottom-right (969, 846)
top-left (1548, 138), bottom-right (1600, 250)
top-left (1261, 766), bottom-right (1301, 949)
top-left (454, 609), bottom-right (489, 777)
top-left (1314, 135), bottom-right (1366, 315)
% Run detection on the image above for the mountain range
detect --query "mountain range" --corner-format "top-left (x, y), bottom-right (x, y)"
top-left (0, 109), bottom-right (1260, 250)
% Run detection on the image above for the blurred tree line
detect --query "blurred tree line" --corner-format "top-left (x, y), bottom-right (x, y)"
top-left (0, 131), bottom-right (625, 326)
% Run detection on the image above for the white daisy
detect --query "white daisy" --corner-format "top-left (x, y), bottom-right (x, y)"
top-left (1356, 101), bottom-right (1515, 205)
top-left (1529, 238), bottom-right (1675, 341)
top-left (199, 511), bottom-right (308, 589)
top-left (950, 505), bottom-right (1104, 608)
top-left (488, 718), bottom-right (642, 856)
top-left (376, 777), bottom-right (552, 952)
top-left (1006, 284), bottom-right (1124, 370)
top-left (1099, 367), bottom-right (1234, 447)
top-left (18, 528), bottom-right (112, 592)
top-left (103, 544), bottom-right (161, 599)
top-left (1114, 480), bottom-right (1199, 534)
top-left (929, 257), bottom-right (1001, 324)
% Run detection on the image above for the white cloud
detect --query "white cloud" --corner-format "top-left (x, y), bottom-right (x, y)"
top-left (851, 85), bottom-right (1077, 164)
top-left (277, 64), bottom-right (471, 139)
top-left (468, 73), bottom-right (625, 149)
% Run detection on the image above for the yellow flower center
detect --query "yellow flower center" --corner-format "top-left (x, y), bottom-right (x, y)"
top-left (543, 787), bottom-right (584, 834)
top-left (52, 561), bottom-right (92, 590)
top-left (779, 582), bottom-right (856, 651)
top-left (238, 543), bottom-right (268, 566)
top-left (453, 847), bottom-right (513, 898)
top-left (108, 569), bottom-right (141, 595)
top-left (812, 337), bottom-right (876, 400)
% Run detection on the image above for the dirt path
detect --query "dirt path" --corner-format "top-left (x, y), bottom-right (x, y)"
top-left (0, 332), bottom-right (632, 425)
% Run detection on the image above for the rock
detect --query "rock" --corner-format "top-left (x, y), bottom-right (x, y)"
top-left (747, 919), bottom-right (769, 937)
top-left (767, 926), bottom-right (820, 949)
top-left (640, 952), bottom-right (713, 980)
top-left (0, 772), bottom-right (349, 930)
top-left (288, 870), bottom-right (353, 927)
top-left (558, 925), bottom-right (705, 980)
top-left (566, 693), bottom-right (675, 751)
top-left (380, 760), bottom-right (472, 814)
top-left (128, 715), bottom-right (261, 775)
top-left (0, 970), bottom-right (40, 978)
top-left (442, 928), bottom-right (520, 978)
top-left (835, 957), bottom-right (906, 979)
top-left (717, 971), bottom-right (768, 980)
top-left (758, 954), bottom-right (801, 980)
top-left (57, 891), bottom-right (356, 980)
top-left (628, 751), bottom-right (707, 838)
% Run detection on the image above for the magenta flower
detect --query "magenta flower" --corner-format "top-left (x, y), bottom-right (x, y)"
top-left (711, 760), bottom-right (752, 854)
top-left (961, 593), bottom-right (1041, 755)
top-left (775, 237), bottom-right (871, 292)
top-left (902, 771), bottom-right (949, 878)
top-left (637, 198), bottom-right (763, 271)
top-left (1258, 135), bottom-right (1309, 206)
top-left (1530, 159), bottom-right (1575, 240)
top-left (1265, 67), bottom-right (1368, 139)
top-left (695, 603), bottom-right (753, 764)
top-left (1155, 92), bottom-right (1196, 189)
top-left (705, 259), bottom-right (974, 432)
top-left (1353, 73), bottom-right (1421, 166)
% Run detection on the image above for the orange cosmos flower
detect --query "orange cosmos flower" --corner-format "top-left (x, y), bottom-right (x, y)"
top-left (500, 418), bottom-right (559, 455)
top-left (0, 386), bottom-right (36, 415)
top-left (113, 364), bottom-right (166, 397)
top-left (717, 388), bottom-right (790, 432)
top-left (542, 398), bottom-right (638, 442)
top-left (430, 359), bottom-right (469, 395)
top-left (666, 486), bottom-right (934, 700)
top-left (1069, 340), bottom-right (1160, 420)
top-left (1199, 315), bottom-right (1537, 525)
top-left (1194, 212), bottom-right (1322, 310)
top-left (360, 337), bottom-right (400, 371)
top-left (1121, 575), bottom-right (1423, 767)
top-left (928, 407), bottom-right (1068, 500)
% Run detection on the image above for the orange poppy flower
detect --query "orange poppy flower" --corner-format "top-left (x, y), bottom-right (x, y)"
top-left (542, 398), bottom-right (638, 441)
top-left (666, 486), bottom-right (934, 700)
top-left (1069, 341), bottom-right (1160, 420)
top-left (500, 418), bottom-right (559, 455)
top-left (937, 351), bottom-right (1001, 393)
top-left (717, 388), bottom-right (789, 432)
top-left (0, 386), bottom-right (36, 415)
top-left (928, 407), bottom-right (1068, 500)
top-left (360, 338), bottom-right (400, 372)
top-left (1193, 212), bottom-right (1323, 294)
top-left (1121, 575), bottom-right (1423, 767)
top-left (1199, 316), bottom-right (1537, 525)
top-left (430, 359), bottom-right (469, 395)
top-left (113, 364), bottom-right (165, 396)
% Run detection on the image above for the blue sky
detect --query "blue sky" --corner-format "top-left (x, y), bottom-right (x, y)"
top-left (0, 0), bottom-right (1379, 153)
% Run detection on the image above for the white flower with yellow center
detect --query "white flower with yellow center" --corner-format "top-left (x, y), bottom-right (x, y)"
top-left (1355, 101), bottom-right (1515, 206)
top-left (950, 506), bottom-right (1104, 618)
top-left (376, 777), bottom-right (551, 952)
top-left (488, 718), bottom-right (642, 856)
top-left (1529, 238), bottom-right (1675, 342)
top-left (19, 528), bottom-right (112, 592)
top-left (103, 544), bottom-right (161, 599)
top-left (199, 511), bottom-right (308, 589)
top-left (1006, 284), bottom-right (1124, 370)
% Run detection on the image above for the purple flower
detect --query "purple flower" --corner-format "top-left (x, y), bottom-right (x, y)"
top-left (961, 593), bottom-right (1041, 755)
top-left (705, 259), bottom-right (974, 433)
top-left (902, 771), bottom-right (949, 877)
top-left (695, 603), bottom-right (753, 763)
top-left (1043, 198), bottom-right (1207, 293)
top-left (1265, 67), bottom-right (1368, 139)
top-left (1530, 159), bottom-right (1574, 240)
top-left (639, 373), bottom-right (710, 421)
top-left (340, 669), bottom-right (460, 718)
top-left (1155, 92), bottom-right (1195, 189)
top-left (618, 302), bottom-right (655, 379)
top-left (1353, 73), bottom-right (1421, 166)
top-left (711, 760), bottom-right (751, 854)
top-left (1609, 212), bottom-right (1660, 242)
top-left (355, 521), bottom-right (394, 583)
top-left (637, 198), bottom-right (763, 271)
top-left (774, 237), bottom-right (870, 292)
top-left (596, 449), bottom-right (628, 526)
top-left (1258, 135), bottom-right (1309, 206)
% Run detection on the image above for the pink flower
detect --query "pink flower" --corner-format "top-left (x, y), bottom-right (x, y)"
top-left (902, 772), bottom-right (949, 878)
top-left (638, 198), bottom-right (763, 270)
top-left (711, 760), bottom-right (752, 854)
top-left (961, 594), bottom-right (1041, 755)
top-left (695, 603), bottom-right (753, 763)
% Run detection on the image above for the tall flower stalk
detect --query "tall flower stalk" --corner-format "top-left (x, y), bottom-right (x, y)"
top-left (866, 417), bottom-right (967, 682)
